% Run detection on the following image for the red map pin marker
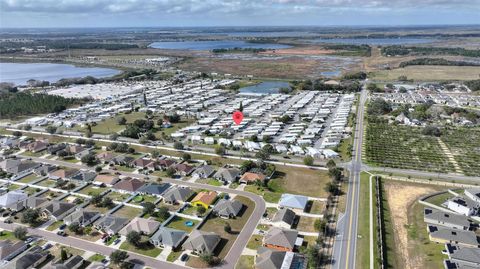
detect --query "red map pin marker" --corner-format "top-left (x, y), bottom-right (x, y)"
top-left (233, 111), bottom-right (244, 125)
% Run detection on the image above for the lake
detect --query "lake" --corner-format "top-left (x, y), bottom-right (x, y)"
top-left (239, 81), bottom-right (291, 95)
top-left (149, 40), bottom-right (292, 50)
top-left (312, 37), bottom-right (435, 45)
top-left (0, 62), bottom-right (121, 86)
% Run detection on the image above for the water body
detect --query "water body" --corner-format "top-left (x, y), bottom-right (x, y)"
top-left (149, 40), bottom-right (291, 50)
top-left (321, 70), bottom-right (342, 78)
top-left (312, 37), bottom-right (435, 45)
top-left (239, 81), bottom-right (291, 94)
top-left (0, 62), bottom-right (121, 86)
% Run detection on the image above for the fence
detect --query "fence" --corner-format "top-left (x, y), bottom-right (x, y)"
top-left (375, 176), bottom-right (386, 269)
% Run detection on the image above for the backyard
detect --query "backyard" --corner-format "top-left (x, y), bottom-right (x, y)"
top-left (165, 215), bottom-right (199, 233)
top-left (113, 206), bottom-right (142, 219)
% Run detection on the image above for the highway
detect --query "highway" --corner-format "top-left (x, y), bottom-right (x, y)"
top-left (332, 88), bottom-right (367, 269)
top-left (6, 155), bottom-right (266, 269)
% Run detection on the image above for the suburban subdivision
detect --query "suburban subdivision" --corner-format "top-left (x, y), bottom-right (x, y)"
top-left (1, 17), bottom-right (480, 269)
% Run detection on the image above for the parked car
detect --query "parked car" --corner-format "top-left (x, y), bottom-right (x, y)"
top-left (25, 237), bottom-right (35, 244)
top-left (59, 224), bottom-right (67, 230)
top-left (57, 230), bottom-right (66, 236)
top-left (180, 254), bottom-right (189, 262)
top-left (3, 218), bottom-right (12, 224)
top-left (114, 238), bottom-right (121, 245)
top-left (42, 243), bottom-right (52, 250)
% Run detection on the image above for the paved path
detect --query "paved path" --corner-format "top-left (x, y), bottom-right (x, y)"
top-left (14, 155), bottom-right (266, 269)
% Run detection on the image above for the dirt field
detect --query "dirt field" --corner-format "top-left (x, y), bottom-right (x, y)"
top-left (384, 181), bottom-right (437, 269)
top-left (260, 47), bottom-right (335, 55)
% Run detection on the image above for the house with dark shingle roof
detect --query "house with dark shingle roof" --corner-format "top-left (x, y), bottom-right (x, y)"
top-left (119, 217), bottom-right (161, 236)
top-left (64, 209), bottom-right (100, 227)
top-left (0, 240), bottom-right (27, 261)
top-left (193, 165), bottom-right (215, 179)
top-left (212, 199), bottom-right (243, 219)
top-left (109, 155), bottom-right (135, 166)
top-left (263, 227), bottom-right (299, 252)
top-left (272, 208), bottom-right (296, 229)
top-left (95, 215), bottom-right (130, 235)
top-left (424, 208), bottom-right (471, 230)
top-left (183, 230), bottom-right (221, 255)
top-left (0, 159), bottom-right (40, 175)
top-left (150, 227), bottom-right (187, 249)
top-left (445, 243), bottom-right (480, 268)
top-left (137, 183), bottom-right (171, 197)
top-left (162, 186), bottom-right (194, 204)
top-left (70, 170), bottom-right (97, 182)
top-left (112, 177), bottom-right (145, 194)
top-left (157, 159), bottom-right (176, 170)
top-left (42, 201), bottom-right (77, 221)
top-left (213, 167), bottom-right (241, 183)
top-left (13, 246), bottom-right (49, 269)
top-left (428, 225), bottom-right (480, 248)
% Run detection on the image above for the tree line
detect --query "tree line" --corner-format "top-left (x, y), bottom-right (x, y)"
top-left (398, 58), bottom-right (480, 68)
top-left (381, 46), bottom-right (480, 57)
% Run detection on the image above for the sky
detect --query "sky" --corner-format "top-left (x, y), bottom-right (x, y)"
top-left (1, 0), bottom-right (480, 28)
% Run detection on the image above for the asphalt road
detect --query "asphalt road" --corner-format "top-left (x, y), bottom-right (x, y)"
top-left (332, 88), bottom-right (367, 269)
top-left (12, 156), bottom-right (266, 269)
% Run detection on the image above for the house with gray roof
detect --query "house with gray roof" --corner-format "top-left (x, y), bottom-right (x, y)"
top-left (213, 167), bottom-right (241, 183)
top-left (0, 240), bottom-right (27, 261)
top-left (137, 183), bottom-right (171, 197)
top-left (42, 201), bottom-right (77, 221)
top-left (94, 215), bottom-right (130, 235)
top-left (263, 227), bottom-right (299, 252)
top-left (119, 217), bottom-right (161, 236)
top-left (212, 199), bottom-right (243, 219)
top-left (183, 230), bottom-right (221, 255)
top-left (149, 227), bottom-right (187, 249)
top-left (255, 247), bottom-right (306, 269)
top-left (0, 159), bottom-right (40, 176)
top-left (424, 208), bottom-right (471, 230)
top-left (272, 208), bottom-right (296, 229)
top-left (64, 209), bottom-right (100, 227)
top-left (22, 196), bottom-right (49, 209)
top-left (278, 194), bottom-right (308, 213)
top-left (428, 225), bottom-right (480, 248)
top-left (465, 188), bottom-right (480, 204)
top-left (70, 170), bottom-right (97, 182)
top-left (446, 197), bottom-right (480, 217)
top-left (0, 190), bottom-right (27, 211)
top-left (12, 246), bottom-right (49, 269)
top-left (163, 186), bottom-right (194, 204)
top-left (445, 243), bottom-right (480, 268)
top-left (45, 255), bottom-right (85, 269)
top-left (193, 165), bottom-right (215, 179)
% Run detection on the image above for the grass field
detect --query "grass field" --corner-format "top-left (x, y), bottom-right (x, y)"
top-left (235, 255), bottom-right (254, 269)
top-left (295, 216), bottom-right (319, 233)
top-left (166, 216), bottom-right (198, 233)
top-left (371, 65), bottom-right (480, 81)
top-left (246, 234), bottom-right (263, 249)
top-left (274, 166), bottom-right (330, 198)
top-left (113, 206), bottom-right (142, 219)
top-left (77, 185), bottom-right (107, 196)
top-left (17, 174), bottom-right (41, 184)
top-left (119, 238), bottom-right (162, 257)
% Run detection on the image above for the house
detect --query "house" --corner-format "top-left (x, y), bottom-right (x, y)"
top-left (157, 159), bottom-right (176, 170)
top-left (0, 159), bottom-right (40, 175)
top-left (137, 183), bottom-right (171, 197)
top-left (183, 230), bottom-right (221, 255)
top-left (23, 196), bottom-right (49, 209)
top-left (34, 164), bottom-right (57, 176)
top-left (446, 197), bottom-right (480, 216)
top-left (70, 170), bottom-right (97, 182)
top-left (0, 240), bottom-right (28, 261)
top-left (212, 199), bottom-right (243, 219)
top-left (239, 172), bottom-right (266, 184)
top-left (64, 209), bottom-right (100, 227)
top-left (193, 165), bottom-right (215, 179)
top-left (95, 215), bottom-right (130, 235)
top-left (132, 158), bottom-right (156, 170)
top-left (263, 227), bottom-right (299, 252)
top-left (93, 174), bottom-right (119, 187)
top-left (174, 163), bottom-right (195, 176)
top-left (75, 149), bottom-right (92, 161)
top-left (428, 225), bottom-right (480, 248)
top-left (96, 152), bottom-right (116, 163)
top-left (26, 140), bottom-right (48, 153)
top-left (424, 208), bottom-right (471, 230)
top-left (112, 178), bottom-right (145, 194)
top-left (272, 208), bottom-right (296, 229)
top-left (0, 190), bottom-right (28, 211)
top-left (255, 247), bottom-right (305, 269)
top-left (66, 145), bottom-right (85, 155)
top-left (278, 194), bottom-right (308, 213)
top-left (213, 167), bottom-right (241, 183)
top-left (445, 243), bottom-right (480, 268)
top-left (191, 191), bottom-right (217, 209)
top-left (46, 255), bottom-right (85, 269)
top-left (13, 246), bottom-right (50, 269)
top-left (150, 227), bottom-right (187, 249)
top-left (110, 155), bottom-right (135, 166)
top-left (48, 169), bottom-right (79, 180)
top-left (119, 217), bottom-right (161, 236)
top-left (465, 188), bottom-right (480, 204)
top-left (42, 201), bottom-right (77, 221)
top-left (162, 186), bottom-right (194, 204)
top-left (47, 143), bottom-right (66, 155)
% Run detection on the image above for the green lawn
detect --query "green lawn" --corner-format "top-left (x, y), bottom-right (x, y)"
top-left (17, 174), bottom-right (41, 184)
top-left (235, 255), bottom-right (254, 269)
top-left (166, 249), bottom-right (183, 262)
top-left (130, 194), bottom-right (158, 205)
top-left (295, 216), bottom-right (319, 233)
top-left (424, 192), bottom-right (453, 207)
top-left (181, 205), bottom-right (207, 218)
top-left (46, 221), bottom-right (64, 231)
top-left (196, 178), bottom-right (223, 186)
top-left (88, 254), bottom-right (105, 262)
top-left (78, 185), bottom-right (107, 196)
top-left (120, 240), bottom-right (162, 257)
top-left (165, 216), bottom-right (198, 233)
top-left (246, 234), bottom-right (263, 249)
top-left (105, 191), bottom-right (131, 202)
top-left (244, 185), bottom-right (281, 203)
top-left (113, 206), bottom-right (142, 219)
top-left (0, 231), bottom-right (16, 241)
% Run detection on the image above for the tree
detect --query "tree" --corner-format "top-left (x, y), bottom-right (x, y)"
top-left (46, 126), bottom-right (57, 134)
top-left (68, 222), bottom-right (82, 234)
top-left (422, 125), bottom-right (442, 137)
top-left (151, 150), bottom-right (160, 158)
top-left (12, 131), bottom-right (22, 137)
top-left (126, 231), bottom-right (141, 247)
top-left (168, 113), bottom-right (181, 123)
top-left (61, 248), bottom-right (68, 261)
top-left (279, 115), bottom-right (291, 123)
top-left (21, 208), bottom-right (40, 225)
top-left (328, 167), bottom-right (342, 182)
top-left (117, 116), bottom-right (127, 125)
top-left (166, 167), bottom-right (176, 178)
top-left (200, 254), bottom-right (221, 266)
top-left (81, 153), bottom-right (97, 166)
top-left (110, 250), bottom-right (129, 265)
top-left (215, 145), bottom-right (226, 156)
top-left (109, 133), bottom-right (119, 141)
top-left (196, 206), bottom-right (206, 216)
top-left (127, 147), bottom-right (135, 154)
top-left (91, 194), bottom-right (102, 206)
top-left (156, 206), bottom-right (170, 221)
top-left (173, 142), bottom-right (184, 150)
top-left (326, 159), bottom-right (336, 169)
top-left (182, 153), bottom-right (191, 162)
top-left (139, 136), bottom-right (148, 144)
top-left (95, 166), bottom-right (102, 172)
top-left (13, 227), bottom-right (27, 240)
top-left (224, 223), bottom-right (232, 234)
top-left (367, 83), bottom-right (382, 92)
top-left (367, 98), bottom-right (392, 116)
top-left (303, 156), bottom-right (314, 166)
top-left (325, 182), bottom-right (339, 195)
top-left (101, 197), bottom-right (114, 208)
top-left (142, 202), bottom-right (156, 215)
